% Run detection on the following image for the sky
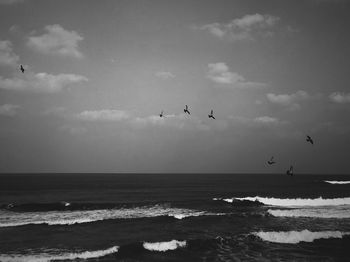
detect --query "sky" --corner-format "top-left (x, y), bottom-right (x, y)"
top-left (0, 0), bottom-right (350, 173)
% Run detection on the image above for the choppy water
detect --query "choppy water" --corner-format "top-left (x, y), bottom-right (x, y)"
top-left (0, 173), bottom-right (349, 261)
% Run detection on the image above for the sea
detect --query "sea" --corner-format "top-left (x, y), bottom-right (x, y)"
top-left (0, 173), bottom-right (349, 262)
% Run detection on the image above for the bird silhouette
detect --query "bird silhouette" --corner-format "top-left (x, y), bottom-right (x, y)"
top-left (184, 105), bottom-right (190, 115)
top-left (286, 165), bottom-right (293, 176)
top-left (306, 135), bottom-right (314, 145)
top-left (159, 111), bottom-right (164, 118)
top-left (20, 64), bottom-right (25, 73)
top-left (267, 156), bottom-right (276, 165)
top-left (208, 110), bottom-right (215, 119)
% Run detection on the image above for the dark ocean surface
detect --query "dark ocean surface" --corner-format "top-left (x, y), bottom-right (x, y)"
top-left (0, 173), bottom-right (349, 261)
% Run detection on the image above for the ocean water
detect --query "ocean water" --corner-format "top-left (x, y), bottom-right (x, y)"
top-left (0, 173), bottom-right (349, 262)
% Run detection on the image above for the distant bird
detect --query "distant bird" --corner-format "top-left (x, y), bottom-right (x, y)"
top-left (159, 110), bottom-right (164, 118)
top-left (208, 110), bottom-right (215, 119)
top-left (184, 105), bottom-right (190, 115)
top-left (306, 135), bottom-right (314, 145)
top-left (286, 165), bottom-right (294, 176)
top-left (20, 64), bottom-right (25, 73)
top-left (267, 156), bottom-right (276, 165)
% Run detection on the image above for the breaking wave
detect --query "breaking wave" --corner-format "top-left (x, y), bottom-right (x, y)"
top-left (143, 240), bottom-right (187, 252)
top-left (254, 230), bottom-right (350, 244)
top-left (0, 246), bottom-right (119, 262)
top-left (324, 180), bottom-right (350, 185)
top-left (219, 196), bottom-right (350, 207)
top-left (268, 207), bottom-right (350, 218)
top-left (0, 205), bottom-right (221, 228)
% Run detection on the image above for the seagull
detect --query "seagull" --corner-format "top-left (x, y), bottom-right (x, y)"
top-left (20, 64), bottom-right (25, 73)
top-left (306, 135), bottom-right (314, 145)
top-left (208, 110), bottom-right (215, 119)
top-left (184, 105), bottom-right (190, 115)
top-left (286, 165), bottom-right (293, 176)
top-left (267, 156), bottom-right (276, 165)
top-left (159, 110), bottom-right (164, 118)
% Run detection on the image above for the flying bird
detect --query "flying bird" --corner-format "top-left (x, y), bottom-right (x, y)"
top-left (306, 135), bottom-right (314, 145)
top-left (184, 105), bottom-right (190, 115)
top-left (286, 165), bottom-right (294, 176)
top-left (267, 156), bottom-right (276, 165)
top-left (20, 64), bottom-right (25, 73)
top-left (159, 111), bottom-right (164, 118)
top-left (208, 110), bottom-right (215, 119)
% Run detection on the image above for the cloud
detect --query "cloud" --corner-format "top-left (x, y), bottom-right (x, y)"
top-left (329, 92), bottom-right (350, 104)
top-left (0, 0), bottom-right (24, 4)
top-left (254, 116), bottom-right (281, 124)
top-left (198, 14), bottom-right (280, 41)
top-left (0, 72), bottom-right (88, 93)
top-left (77, 109), bottom-right (130, 122)
top-left (267, 90), bottom-right (316, 110)
top-left (155, 71), bottom-right (175, 80)
top-left (207, 62), bottom-right (266, 88)
top-left (0, 40), bottom-right (19, 67)
top-left (27, 24), bottom-right (83, 58)
top-left (0, 104), bottom-right (20, 117)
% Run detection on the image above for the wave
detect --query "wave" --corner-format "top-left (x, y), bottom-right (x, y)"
top-left (0, 246), bottom-right (119, 262)
top-left (254, 230), bottom-right (350, 244)
top-left (218, 196), bottom-right (350, 207)
top-left (143, 240), bottom-right (187, 252)
top-left (0, 205), bottom-right (221, 228)
top-left (268, 206), bottom-right (350, 218)
top-left (324, 180), bottom-right (350, 185)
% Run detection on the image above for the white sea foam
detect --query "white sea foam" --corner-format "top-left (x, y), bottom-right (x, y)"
top-left (220, 196), bottom-right (350, 207)
top-left (254, 230), bottom-right (350, 244)
top-left (324, 180), bottom-right (350, 185)
top-left (268, 207), bottom-right (350, 218)
top-left (143, 240), bottom-right (186, 252)
top-left (0, 246), bottom-right (119, 262)
top-left (0, 205), bottom-right (220, 228)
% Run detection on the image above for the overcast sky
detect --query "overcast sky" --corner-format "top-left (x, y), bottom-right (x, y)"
top-left (0, 0), bottom-right (350, 173)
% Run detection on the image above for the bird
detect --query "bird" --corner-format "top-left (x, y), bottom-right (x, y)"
top-left (159, 110), bottom-right (164, 118)
top-left (208, 110), bottom-right (215, 119)
top-left (306, 135), bottom-right (314, 145)
top-left (20, 64), bottom-right (25, 73)
top-left (267, 156), bottom-right (276, 165)
top-left (286, 165), bottom-right (293, 176)
top-left (184, 105), bottom-right (190, 115)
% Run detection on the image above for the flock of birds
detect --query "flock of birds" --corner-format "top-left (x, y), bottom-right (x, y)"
top-left (19, 64), bottom-right (314, 176)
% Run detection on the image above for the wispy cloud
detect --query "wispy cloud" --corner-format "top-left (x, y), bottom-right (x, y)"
top-left (0, 0), bottom-right (24, 4)
top-left (197, 14), bottom-right (280, 41)
top-left (27, 24), bottom-right (84, 58)
top-left (155, 71), bottom-right (175, 80)
top-left (266, 90), bottom-right (318, 110)
top-left (207, 62), bottom-right (265, 88)
top-left (0, 72), bottom-right (88, 93)
top-left (329, 92), bottom-right (350, 103)
top-left (0, 40), bottom-right (19, 67)
top-left (0, 104), bottom-right (20, 117)
top-left (76, 109), bottom-right (130, 122)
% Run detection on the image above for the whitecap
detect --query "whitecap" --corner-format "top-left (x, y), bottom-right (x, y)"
top-left (143, 240), bottom-right (186, 252)
top-left (254, 230), bottom-right (350, 244)
top-left (0, 246), bottom-right (119, 262)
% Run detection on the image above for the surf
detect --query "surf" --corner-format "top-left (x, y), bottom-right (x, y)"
top-left (0, 205), bottom-right (221, 228)
top-left (0, 246), bottom-right (119, 262)
top-left (254, 230), bottom-right (350, 244)
top-left (268, 206), bottom-right (350, 218)
top-left (143, 240), bottom-right (187, 252)
top-left (216, 196), bottom-right (350, 207)
top-left (324, 180), bottom-right (350, 185)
